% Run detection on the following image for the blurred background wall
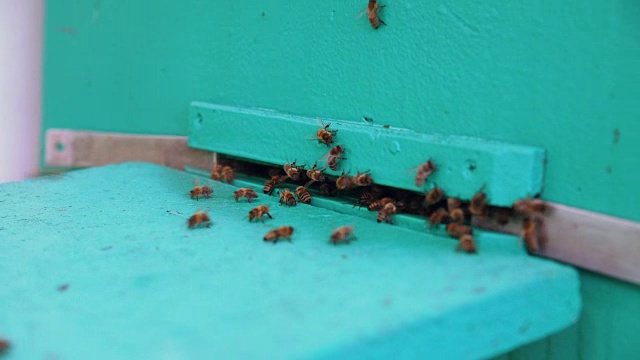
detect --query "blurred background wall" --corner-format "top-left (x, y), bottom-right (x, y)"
top-left (0, 0), bottom-right (43, 183)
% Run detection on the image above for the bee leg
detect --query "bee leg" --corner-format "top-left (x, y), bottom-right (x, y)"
top-left (266, 213), bottom-right (273, 219)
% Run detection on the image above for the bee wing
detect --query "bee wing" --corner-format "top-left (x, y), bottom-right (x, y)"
top-left (355, 8), bottom-right (367, 20)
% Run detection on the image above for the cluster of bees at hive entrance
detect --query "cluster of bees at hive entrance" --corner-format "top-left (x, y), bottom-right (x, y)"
top-left (187, 118), bottom-right (548, 254)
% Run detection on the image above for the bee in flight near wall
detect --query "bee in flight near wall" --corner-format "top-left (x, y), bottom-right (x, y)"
top-left (357, 0), bottom-right (386, 29)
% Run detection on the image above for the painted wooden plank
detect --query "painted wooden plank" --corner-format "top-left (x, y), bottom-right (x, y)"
top-left (188, 102), bottom-right (545, 206)
top-left (0, 162), bottom-right (579, 359)
top-left (45, 129), bottom-right (212, 170)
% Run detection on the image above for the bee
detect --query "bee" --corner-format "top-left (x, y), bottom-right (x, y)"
top-left (325, 145), bottom-right (346, 171)
top-left (521, 216), bottom-right (546, 253)
top-left (315, 121), bottom-right (338, 146)
top-left (284, 160), bottom-right (305, 181)
top-left (221, 165), bottom-right (235, 184)
top-left (353, 192), bottom-right (375, 208)
top-left (446, 223), bottom-right (472, 238)
top-left (249, 204), bottom-right (273, 222)
top-left (187, 210), bottom-right (212, 229)
top-left (330, 225), bottom-right (356, 245)
top-left (305, 163), bottom-right (327, 187)
top-left (295, 186), bottom-right (312, 204)
top-left (352, 170), bottom-right (374, 187)
top-left (279, 189), bottom-right (297, 206)
top-left (234, 187), bottom-right (258, 203)
top-left (267, 167), bottom-right (282, 178)
top-left (424, 185), bottom-right (445, 206)
top-left (469, 186), bottom-right (488, 216)
top-left (210, 164), bottom-right (222, 181)
top-left (428, 208), bottom-right (449, 226)
top-left (513, 198), bottom-right (547, 215)
top-left (493, 207), bottom-right (514, 226)
top-left (377, 202), bottom-right (397, 224)
top-left (457, 234), bottom-right (477, 254)
top-left (368, 197), bottom-right (395, 211)
top-left (263, 226), bottom-right (294, 243)
top-left (450, 208), bottom-right (466, 224)
top-left (383, 124), bottom-right (390, 128)
top-left (189, 179), bottom-right (213, 200)
top-left (0, 338), bottom-right (10, 354)
top-left (447, 197), bottom-right (462, 212)
top-left (263, 175), bottom-right (284, 195)
top-left (335, 170), bottom-right (353, 190)
top-left (319, 183), bottom-right (334, 197)
top-left (358, 0), bottom-right (387, 29)
top-left (414, 159), bottom-right (436, 187)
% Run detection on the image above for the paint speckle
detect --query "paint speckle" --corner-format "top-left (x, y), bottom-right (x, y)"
top-left (518, 321), bottom-right (531, 334)
top-left (613, 129), bottom-right (620, 144)
top-left (466, 160), bottom-right (477, 171)
top-left (388, 141), bottom-right (401, 154)
top-left (101, 245), bottom-right (113, 251)
top-left (57, 284), bottom-right (69, 292)
top-left (472, 287), bottom-right (486, 294)
top-left (383, 298), bottom-right (393, 307)
top-left (606, 165), bottom-right (612, 174)
top-left (261, 11), bottom-right (265, 16)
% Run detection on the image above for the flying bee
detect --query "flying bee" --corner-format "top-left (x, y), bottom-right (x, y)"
top-left (513, 198), bottom-right (547, 215)
top-left (305, 163), bottom-right (327, 187)
top-left (319, 183), bottom-right (334, 197)
top-left (469, 186), bottom-right (488, 216)
top-left (187, 210), bottom-right (212, 229)
top-left (352, 170), bottom-right (374, 187)
top-left (450, 208), bottom-right (466, 224)
top-left (210, 164), bottom-right (222, 181)
top-left (415, 159), bottom-right (435, 187)
top-left (368, 197), bottom-right (395, 211)
top-left (330, 225), bottom-right (356, 245)
top-left (248, 204), bottom-right (273, 223)
top-left (189, 178), bottom-right (213, 200)
top-left (263, 175), bottom-right (284, 195)
top-left (221, 165), bottom-right (235, 184)
top-left (234, 187), bottom-right (258, 203)
top-left (424, 185), bottom-right (445, 206)
top-left (354, 192), bottom-right (375, 208)
top-left (357, 0), bottom-right (386, 29)
top-left (457, 234), bottom-right (477, 254)
top-left (315, 120), bottom-right (338, 146)
top-left (295, 186), bottom-right (312, 204)
top-left (521, 216), bottom-right (546, 253)
top-left (278, 189), bottom-right (297, 206)
top-left (324, 145), bottom-right (346, 171)
top-left (283, 160), bottom-right (306, 181)
top-left (377, 202), bottom-right (397, 224)
top-left (428, 208), bottom-right (450, 226)
top-left (446, 223), bottom-right (472, 238)
top-left (263, 226), bottom-right (294, 243)
top-left (335, 170), bottom-right (353, 190)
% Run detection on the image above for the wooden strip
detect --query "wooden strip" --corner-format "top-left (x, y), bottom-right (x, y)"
top-left (473, 203), bottom-right (640, 286)
top-left (45, 129), bottom-right (213, 170)
top-left (187, 102), bottom-right (546, 206)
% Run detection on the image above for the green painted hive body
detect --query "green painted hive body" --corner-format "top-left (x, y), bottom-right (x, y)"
top-left (31, 0), bottom-right (640, 358)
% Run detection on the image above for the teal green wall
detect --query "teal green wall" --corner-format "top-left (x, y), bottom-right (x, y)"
top-left (44, 1), bottom-right (640, 357)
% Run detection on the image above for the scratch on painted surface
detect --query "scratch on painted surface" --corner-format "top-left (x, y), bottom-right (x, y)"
top-left (438, 4), bottom-right (479, 34)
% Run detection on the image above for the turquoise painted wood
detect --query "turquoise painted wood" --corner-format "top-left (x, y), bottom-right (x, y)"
top-left (0, 163), bottom-right (579, 359)
top-left (42, 1), bottom-right (640, 358)
top-left (188, 102), bottom-right (545, 206)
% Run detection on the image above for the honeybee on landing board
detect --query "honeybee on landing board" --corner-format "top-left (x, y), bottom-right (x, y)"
top-left (377, 202), bottom-right (397, 224)
top-left (457, 234), bottom-right (477, 254)
top-left (446, 223), bottom-right (472, 238)
top-left (295, 186), bottom-right (312, 204)
top-left (190, 178), bottom-right (213, 200)
top-left (469, 186), bottom-right (488, 216)
top-left (368, 197), bottom-right (395, 211)
top-left (284, 160), bottom-right (305, 181)
top-left (305, 163), bottom-right (327, 187)
top-left (415, 159), bottom-right (435, 187)
top-left (263, 226), bottom-right (294, 243)
top-left (263, 175), bottom-right (284, 195)
top-left (352, 170), bottom-right (374, 188)
top-left (248, 205), bottom-right (273, 223)
top-left (424, 185), bottom-right (445, 206)
top-left (221, 166), bottom-right (235, 184)
top-left (187, 210), bottom-right (212, 229)
top-left (315, 120), bottom-right (338, 147)
top-left (210, 164), bottom-right (222, 181)
top-left (428, 208), bottom-right (450, 226)
top-left (319, 183), bottom-right (334, 197)
top-left (330, 226), bottom-right (356, 245)
top-left (234, 187), bottom-right (258, 203)
top-left (354, 192), bottom-right (375, 208)
top-left (335, 170), bottom-right (353, 190)
top-left (357, 0), bottom-right (387, 29)
top-left (279, 189), bottom-right (297, 206)
top-left (449, 208), bottom-right (466, 224)
top-left (323, 145), bottom-right (346, 171)
top-left (521, 216), bottom-right (546, 253)
top-left (513, 198), bottom-right (547, 216)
